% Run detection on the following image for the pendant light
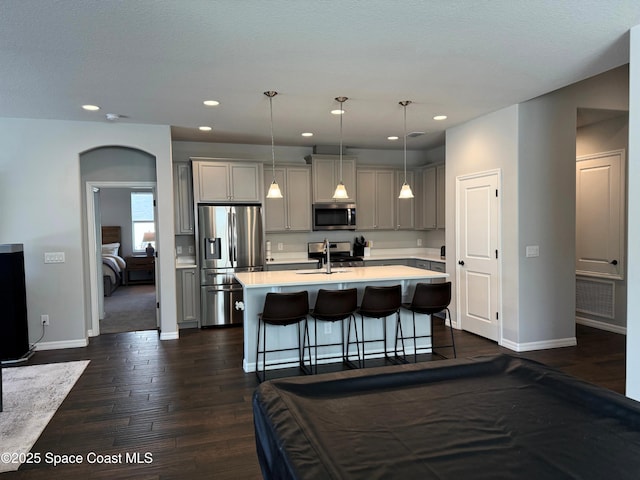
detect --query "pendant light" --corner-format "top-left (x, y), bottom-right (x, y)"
top-left (264, 91), bottom-right (283, 199)
top-left (398, 100), bottom-right (415, 199)
top-left (332, 96), bottom-right (349, 199)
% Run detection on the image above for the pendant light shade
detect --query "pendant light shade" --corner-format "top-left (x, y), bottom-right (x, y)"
top-left (332, 96), bottom-right (349, 200)
top-left (264, 91), bottom-right (283, 199)
top-left (398, 100), bottom-right (414, 199)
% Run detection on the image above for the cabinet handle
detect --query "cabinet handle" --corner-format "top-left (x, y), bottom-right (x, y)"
top-left (610, 259), bottom-right (618, 265)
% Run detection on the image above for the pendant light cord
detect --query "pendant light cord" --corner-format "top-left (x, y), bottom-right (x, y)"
top-left (339, 103), bottom-right (343, 182)
top-left (269, 95), bottom-right (276, 181)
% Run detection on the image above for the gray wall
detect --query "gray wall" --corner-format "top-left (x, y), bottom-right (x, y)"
top-left (626, 25), bottom-right (640, 400)
top-left (0, 118), bottom-right (176, 348)
top-left (446, 65), bottom-right (629, 349)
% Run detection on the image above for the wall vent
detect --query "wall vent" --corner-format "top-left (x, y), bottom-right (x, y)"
top-left (576, 277), bottom-right (615, 319)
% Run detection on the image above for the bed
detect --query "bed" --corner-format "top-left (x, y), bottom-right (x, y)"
top-left (101, 226), bottom-right (126, 296)
top-left (253, 354), bottom-right (640, 480)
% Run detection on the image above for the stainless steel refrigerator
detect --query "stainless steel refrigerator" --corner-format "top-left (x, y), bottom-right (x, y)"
top-left (198, 204), bottom-right (264, 327)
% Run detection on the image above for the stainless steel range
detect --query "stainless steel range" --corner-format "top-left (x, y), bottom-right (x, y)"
top-left (308, 241), bottom-right (364, 268)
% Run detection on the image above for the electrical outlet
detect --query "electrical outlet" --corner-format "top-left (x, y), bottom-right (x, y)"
top-left (41, 314), bottom-right (50, 326)
top-left (277, 243), bottom-right (284, 251)
top-left (176, 246), bottom-right (183, 255)
top-left (417, 239), bottom-right (422, 247)
top-left (44, 252), bottom-right (65, 264)
top-left (188, 246), bottom-right (194, 254)
top-left (324, 323), bottom-right (332, 334)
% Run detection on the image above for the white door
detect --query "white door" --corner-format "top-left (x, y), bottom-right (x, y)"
top-left (456, 171), bottom-right (500, 341)
top-left (576, 150), bottom-right (625, 279)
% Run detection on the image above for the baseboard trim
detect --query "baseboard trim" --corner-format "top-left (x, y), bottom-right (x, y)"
top-left (160, 331), bottom-right (179, 340)
top-left (576, 316), bottom-right (626, 335)
top-left (500, 336), bottom-right (577, 352)
top-left (35, 338), bottom-right (89, 351)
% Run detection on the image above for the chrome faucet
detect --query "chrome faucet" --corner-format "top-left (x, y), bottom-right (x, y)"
top-left (323, 238), bottom-right (331, 274)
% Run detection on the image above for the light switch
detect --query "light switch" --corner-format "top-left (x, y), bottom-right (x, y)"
top-left (44, 252), bottom-right (65, 263)
top-left (525, 245), bottom-right (539, 258)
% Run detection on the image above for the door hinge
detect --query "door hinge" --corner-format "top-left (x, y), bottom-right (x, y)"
top-left (153, 199), bottom-right (157, 207)
top-left (156, 302), bottom-right (160, 309)
top-left (495, 249), bottom-right (498, 259)
top-left (495, 189), bottom-right (498, 197)
top-left (496, 312), bottom-right (499, 320)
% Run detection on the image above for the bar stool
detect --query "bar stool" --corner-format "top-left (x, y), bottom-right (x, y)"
top-left (255, 291), bottom-right (311, 383)
top-left (398, 282), bottom-right (456, 362)
top-left (353, 285), bottom-right (402, 367)
top-left (305, 288), bottom-right (360, 373)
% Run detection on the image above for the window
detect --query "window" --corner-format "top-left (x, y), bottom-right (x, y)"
top-left (131, 192), bottom-right (155, 252)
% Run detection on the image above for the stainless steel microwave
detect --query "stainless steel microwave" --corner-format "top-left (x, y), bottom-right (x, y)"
top-left (312, 203), bottom-right (357, 231)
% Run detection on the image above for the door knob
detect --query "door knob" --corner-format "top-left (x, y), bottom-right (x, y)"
top-left (458, 260), bottom-right (465, 266)
top-left (610, 259), bottom-right (618, 265)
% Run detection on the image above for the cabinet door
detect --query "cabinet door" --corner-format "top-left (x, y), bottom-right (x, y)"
top-left (375, 170), bottom-right (395, 229)
top-left (436, 165), bottom-right (445, 229)
top-left (285, 167), bottom-right (312, 231)
top-left (395, 170), bottom-right (415, 229)
top-left (177, 269), bottom-right (198, 324)
top-left (197, 163), bottom-right (230, 201)
top-left (421, 167), bottom-right (437, 229)
top-left (264, 168), bottom-right (287, 232)
top-left (230, 163), bottom-right (261, 202)
top-left (356, 170), bottom-right (376, 229)
top-left (174, 163), bottom-right (194, 234)
top-left (311, 156), bottom-right (357, 203)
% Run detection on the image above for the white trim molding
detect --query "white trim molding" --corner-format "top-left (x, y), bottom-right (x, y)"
top-left (576, 316), bottom-right (626, 335)
top-left (35, 338), bottom-right (89, 351)
top-left (500, 336), bottom-right (577, 352)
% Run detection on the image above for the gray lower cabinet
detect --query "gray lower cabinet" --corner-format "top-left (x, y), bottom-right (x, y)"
top-left (176, 268), bottom-right (199, 326)
top-left (414, 259), bottom-right (446, 283)
top-left (363, 258), bottom-right (410, 267)
top-left (265, 262), bottom-right (320, 271)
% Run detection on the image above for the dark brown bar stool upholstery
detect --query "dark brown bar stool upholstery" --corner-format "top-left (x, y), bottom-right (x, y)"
top-left (353, 285), bottom-right (402, 367)
top-left (399, 282), bottom-right (456, 362)
top-left (256, 291), bottom-right (311, 383)
top-left (305, 288), bottom-right (360, 373)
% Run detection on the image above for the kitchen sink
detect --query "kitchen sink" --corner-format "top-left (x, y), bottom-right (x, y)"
top-left (295, 269), bottom-right (352, 275)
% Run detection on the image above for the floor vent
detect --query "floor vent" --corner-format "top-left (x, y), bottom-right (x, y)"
top-left (576, 277), bottom-right (615, 319)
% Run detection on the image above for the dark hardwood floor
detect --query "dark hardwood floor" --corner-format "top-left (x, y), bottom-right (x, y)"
top-left (3, 322), bottom-right (626, 479)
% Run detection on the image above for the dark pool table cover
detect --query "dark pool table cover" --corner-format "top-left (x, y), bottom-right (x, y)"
top-left (253, 354), bottom-right (640, 479)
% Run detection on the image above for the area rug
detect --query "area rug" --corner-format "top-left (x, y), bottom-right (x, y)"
top-left (0, 360), bottom-right (90, 473)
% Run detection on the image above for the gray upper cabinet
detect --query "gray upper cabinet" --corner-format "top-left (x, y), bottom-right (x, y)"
top-left (307, 155), bottom-right (357, 203)
top-left (264, 165), bottom-right (312, 232)
top-left (356, 168), bottom-right (395, 230)
top-left (416, 165), bottom-right (445, 230)
top-left (436, 165), bottom-right (445, 229)
top-left (395, 169), bottom-right (415, 230)
top-left (173, 162), bottom-right (195, 234)
top-left (192, 158), bottom-right (262, 203)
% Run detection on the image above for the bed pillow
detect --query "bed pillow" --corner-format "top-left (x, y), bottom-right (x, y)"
top-left (102, 242), bottom-right (120, 256)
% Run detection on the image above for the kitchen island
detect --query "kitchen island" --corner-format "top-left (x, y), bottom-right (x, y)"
top-left (235, 265), bottom-right (449, 373)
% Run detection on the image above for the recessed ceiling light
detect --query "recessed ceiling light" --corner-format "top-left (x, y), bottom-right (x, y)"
top-left (203, 100), bottom-right (220, 106)
top-left (331, 109), bottom-right (345, 115)
top-left (433, 115), bottom-right (447, 121)
top-left (82, 104), bottom-right (100, 111)
top-left (388, 136), bottom-right (399, 141)
top-left (198, 126), bottom-right (212, 132)
top-left (301, 132), bottom-right (314, 137)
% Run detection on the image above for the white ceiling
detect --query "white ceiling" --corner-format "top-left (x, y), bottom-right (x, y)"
top-left (1, 1), bottom-right (638, 150)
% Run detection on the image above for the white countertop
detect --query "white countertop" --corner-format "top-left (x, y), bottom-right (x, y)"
top-left (234, 265), bottom-right (448, 289)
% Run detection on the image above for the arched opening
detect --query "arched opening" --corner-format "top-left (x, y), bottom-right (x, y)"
top-left (80, 146), bottom-right (158, 336)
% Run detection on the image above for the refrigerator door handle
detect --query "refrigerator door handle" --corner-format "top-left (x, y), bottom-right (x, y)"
top-left (232, 211), bottom-right (237, 262)
top-left (227, 209), bottom-right (233, 262)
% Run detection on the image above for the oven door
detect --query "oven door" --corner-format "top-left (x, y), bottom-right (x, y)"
top-left (313, 203), bottom-right (356, 231)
